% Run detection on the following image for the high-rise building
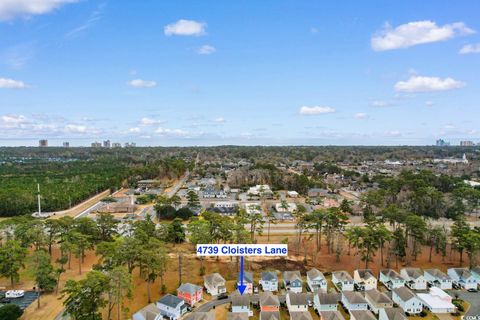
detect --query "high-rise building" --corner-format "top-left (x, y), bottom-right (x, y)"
top-left (103, 140), bottom-right (111, 148)
top-left (125, 142), bottom-right (136, 148)
top-left (63, 142), bottom-right (70, 148)
top-left (460, 140), bottom-right (474, 146)
top-left (39, 139), bottom-right (48, 147)
top-left (112, 142), bottom-right (122, 148)
top-left (91, 142), bottom-right (102, 148)
top-left (436, 139), bottom-right (450, 146)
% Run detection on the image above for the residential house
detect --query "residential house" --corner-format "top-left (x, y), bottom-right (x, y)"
top-left (353, 269), bottom-right (377, 291)
top-left (364, 289), bottom-right (393, 314)
top-left (400, 268), bottom-right (427, 290)
top-left (237, 272), bottom-right (254, 295)
top-left (177, 283), bottom-right (203, 306)
top-left (308, 188), bottom-right (329, 198)
top-left (424, 269), bottom-right (452, 290)
top-left (332, 271), bottom-right (354, 291)
top-left (156, 294), bottom-right (187, 320)
top-left (260, 271), bottom-right (279, 292)
top-left (378, 308), bottom-right (407, 320)
top-left (231, 294), bottom-right (253, 317)
top-left (319, 311), bottom-right (345, 320)
top-left (286, 292), bottom-right (308, 313)
top-left (132, 303), bottom-right (161, 320)
top-left (287, 191), bottom-right (299, 198)
top-left (379, 270), bottom-right (406, 290)
top-left (190, 312), bottom-right (216, 320)
top-left (259, 292), bottom-right (280, 312)
top-left (289, 312), bottom-right (313, 320)
top-left (204, 273), bottom-right (227, 296)
top-left (260, 311), bottom-right (281, 320)
top-left (349, 310), bottom-right (376, 320)
top-left (471, 266), bottom-right (480, 282)
top-left (283, 271), bottom-right (303, 293)
top-left (448, 268), bottom-right (478, 290)
top-left (341, 292), bottom-right (368, 311)
top-left (314, 292), bottom-right (339, 313)
top-left (391, 287), bottom-right (422, 315)
top-left (307, 268), bottom-right (328, 292)
top-left (228, 313), bottom-right (249, 320)
top-left (248, 185), bottom-right (273, 199)
top-left (274, 203), bottom-right (297, 220)
top-left (417, 287), bottom-right (457, 314)
top-left (245, 203), bottom-right (263, 216)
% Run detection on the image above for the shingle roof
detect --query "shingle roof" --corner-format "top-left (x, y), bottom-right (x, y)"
top-left (289, 311), bottom-right (313, 320)
top-left (402, 268), bottom-right (423, 280)
top-left (227, 312), bottom-right (249, 320)
top-left (259, 292), bottom-right (280, 307)
top-left (343, 291), bottom-right (367, 304)
top-left (393, 287), bottom-right (416, 302)
top-left (204, 273), bottom-right (226, 286)
top-left (424, 269), bottom-right (450, 280)
top-left (231, 294), bottom-right (250, 307)
top-left (471, 266), bottom-right (480, 275)
top-left (178, 283), bottom-right (202, 294)
top-left (287, 292), bottom-right (308, 306)
top-left (307, 268), bottom-right (325, 281)
top-left (450, 268), bottom-right (472, 279)
top-left (260, 311), bottom-right (281, 320)
top-left (134, 303), bottom-right (160, 320)
top-left (157, 294), bottom-right (184, 308)
top-left (284, 271), bottom-right (302, 282)
top-left (333, 271), bottom-right (353, 281)
top-left (320, 311), bottom-right (345, 320)
top-left (350, 310), bottom-right (376, 320)
top-left (365, 289), bottom-right (392, 304)
top-left (380, 269), bottom-right (404, 281)
top-left (261, 271), bottom-right (278, 282)
top-left (381, 308), bottom-right (408, 320)
top-left (316, 292), bottom-right (339, 305)
top-left (238, 272), bottom-right (253, 284)
top-left (356, 269), bottom-right (375, 280)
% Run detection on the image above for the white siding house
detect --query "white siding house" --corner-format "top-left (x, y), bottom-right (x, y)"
top-left (286, 292), bottom-right (308, 313)
top-left (307, 268), bottom-right (328, 292)
top-left (204, 273), bottom-right (227, 296)
top-left (341, 292), bottom-right (368, 311)
top-left (400, 268), bottom-right (427, 290)
top-left (379, 270), bottom-right (406, 290)
top-left (448, 268), bottom-right (478, 290)
top-left (314, 292), bottom-right (339, 313)
top-left (260, 271), bottom-right (279, 292)
top-left (353, 269), bottom-right (377, 291)
top-left (364, 289), bottom-right (393, 315)
top-left (391, 287), bottom-right (422, 315)
top-left (332, 271), bottom-right (354, 291)
top-left (424, 269), bottom-right (452, 290)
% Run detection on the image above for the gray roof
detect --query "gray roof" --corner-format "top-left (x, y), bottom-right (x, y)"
top-left (178, 283), bottom-right (202, 294)
top-left (191, 312), bottom-right (215, 320)
top-left (204, 273), bottom-right (226, 287)
top-left (365, 289), bottom-right (392, 304)
top-left (307, 268), bottom-right (325, 281)
top-left (350, 310), bottom-right (376, 320)
top-left (381, 308), bottom-right (408, 320)
top-left (238, 271), bottom-right (253, 284)
top-left (320, 311), bottom-right (345, 320)
top-left (289, 311), bottom-right (313, 320)
top-left (231, 294), bottom-right (250, 307)
top-left (287, 292), bottom-right (308, 306)
top-left (158, 294), bottom-right (184, 308)
top-left (472, 266), bottom-right (480, 275)
top-left (261, 271), bottom-right (278, 282)
top-left (259, 292), bottom-right (280, 307)
top-left (393, 287), bottom-right (416, 302)
top-left (356, 269), bottom-right (375, 281)
top-left (380, 269), bottom-right (405, 281)
top-left (401, 268), bottom-right (423, 280)
top-left (228, 313), bottom-right (249, 320)
top-left (424, 269), bottom-right (450, 280)
top-left (333, 270), bottom-right (353, 281)
top-left (284, 271), bottom-right (302, 282)
top-left (316, 292), bottom-right (339, 305)
top-left (260, 311), bottom-right (281, 320)
top-left (343, 291), bottom-right (367, 304)
top-left (133, 303), bottom-right (160, 320)
top-left (450, 268), bottom-right (473, 279)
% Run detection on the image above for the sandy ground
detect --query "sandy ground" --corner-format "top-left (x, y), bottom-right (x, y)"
top-left (49, 190), bottom-right (111, 219)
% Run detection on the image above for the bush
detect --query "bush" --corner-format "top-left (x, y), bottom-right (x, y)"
top-left (176, 207), bottom-right (194, 220)
top-left (155, 205), bottom-right (176, 219)
top-left (0, 304), bottom-right (23, 320)
top-left (419, 310), bottom-right (428, 318)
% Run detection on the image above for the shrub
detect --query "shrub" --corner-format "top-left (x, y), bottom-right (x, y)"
top-left (0, 304), bottom-right (23, 320)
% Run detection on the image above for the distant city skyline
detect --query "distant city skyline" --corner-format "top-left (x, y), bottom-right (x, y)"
top-left (1, 1), bottom-right (480, 146)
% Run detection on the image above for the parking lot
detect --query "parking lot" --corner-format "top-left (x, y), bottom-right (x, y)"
top-left (449, 290), bottom-right (480, 317)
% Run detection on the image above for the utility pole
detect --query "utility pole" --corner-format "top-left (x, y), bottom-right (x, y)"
top-left (37, 183), bottom-right (42, 215)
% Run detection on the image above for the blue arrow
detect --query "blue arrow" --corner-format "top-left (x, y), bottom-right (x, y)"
top-left (238, 256), bottom-right (246, 295)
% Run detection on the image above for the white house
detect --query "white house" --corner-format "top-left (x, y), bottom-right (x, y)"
top-left (307, 268), bottom-right (327, 292)
top-left (378, 308), bottom-right (407, 320)
top-left (448, 268), bottom-right (478, 290)
top-left (237, 272), bottom-right (254, 295)
top-left (379, 270), bottom-right (406, 290)
top-left (133, 303), bottom-right (161, 320)
top-left (417, 287), bottom-right (456, 314)
top-left (353, 269), bottom-right (377, 291)
top-left (314, 292), bottom-right (339, 313)
top-left (471, 266), bottom-right (480, 282)
top-left (204, 273), bottom-right (227, 296)
top-left (286, 292), bottom-right (308, 313)
top-left (156, 294), bottom-right (187, 320)
top-left (400, 268), bottom-right (427, 290)
top-left (260, 271), bottom-right (278, 292)
top-left (231, 294), bottom-right (253, 317)
top-left (332, 271), bottom-right (354, 291)
top-left (424, 269), bottom-right (452, 290)
top-left (349, 310), bottom-right (376, 320)
top-left (341, 292), bottom-right (368, 311)
top-left (283, 271), bottom-right (303, 293)
top-left (364, 289), bottom-right (393, 315)
top-left (287, 191), bottom-right (299, 198)
top-left (391, 287), bottom-right (422, 315)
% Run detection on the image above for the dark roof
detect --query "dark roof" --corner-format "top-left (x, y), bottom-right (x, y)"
top-left (158, 294), bottom-right (184, 308)
top-left (261, 271), bottom-right (278, 282)
top-left (238, 272), bottom-right (253, 284)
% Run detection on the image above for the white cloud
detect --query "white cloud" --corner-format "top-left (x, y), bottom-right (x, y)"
top-left (443, 124), bottom-right (455, 130)
top-left (197, 45), bottom-right (216, 55)
top-left (371, 21), bottom-right (475, 51)
top-left (0, 77), bottom-right (27, 89)
top-left (459, 43), bottom-right (480, 54)
top-left (164, 19), bottom-right (206, 36)
top-left (354, 113), bottom-right (368, 119)
top-left (155, 127), bottom-right (190, 137)
top-left (128, 79), bottom-right (157, 88)
top-left (64, 124), bottom-right (87, 133)
top-left (0, 114), bottom-right (28, 128)
top-left (0, 0), bottom-right (79, 21)
top-left (425, 101), bottom-right (435, 107)
top-left (394, 75), bottom-right (465, 92)
top-left (140, 117), bottom-right (164, 126)
top-left (386, 130), bottom-right (402, 137)
top-left (214, 117), bottom-right (225, 123)
top-left (128, 127), bottom-right (141, 134)
top-left (299, 106), bottom-right (336, 115)
top-left (371, 100), bottom-right (392, 107)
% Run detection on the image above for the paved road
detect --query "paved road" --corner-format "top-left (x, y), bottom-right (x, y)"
top-left (450, 290), bottom-right (480, 317)
top-left (166, 170), bottom-right (190, 197)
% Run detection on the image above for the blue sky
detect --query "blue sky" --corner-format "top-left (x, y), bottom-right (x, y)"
top-left (1, 0), bottom-right (479, 146)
